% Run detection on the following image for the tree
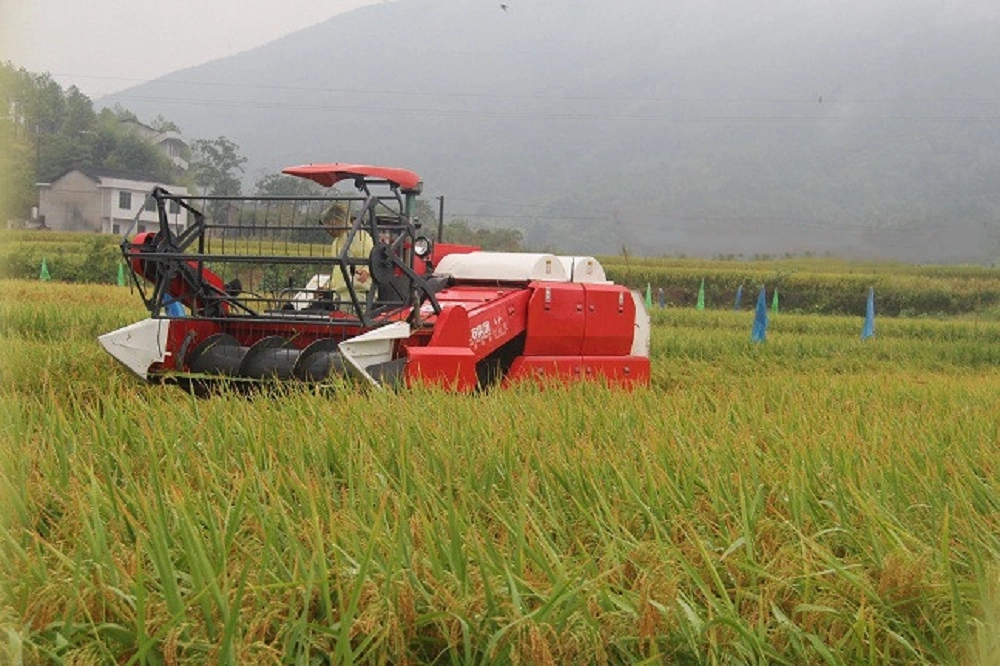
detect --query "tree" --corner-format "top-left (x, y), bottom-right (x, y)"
top-left (62, 86), bottom-right (96, 136)
top-left (0, 63), bottom-right (185, 219)
top-left (253, 173), bottom-right (331, 243)
top-left (442, 219), bottom-right (524, 251)
top-left (191, 136), bottom-right (246, 196)
top-left (92, 109), bottom-right (174, 183)
top-left (109, 104), bottom-right (138, 123)
top-left (149, 115), bottom-right (181, 133)
top-left (412, 198), bottom-right (441, 236)
top-left (0, 63), bottom-right (35, 219)
top-left (254, 173), bottom-right (322, 197)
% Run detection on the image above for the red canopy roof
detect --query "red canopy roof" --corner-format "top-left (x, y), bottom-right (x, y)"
top-left (282, 163), bottom-right (422, 191)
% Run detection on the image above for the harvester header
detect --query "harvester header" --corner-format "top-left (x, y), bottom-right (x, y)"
top-left (99, 163), bottom-right (650, 393)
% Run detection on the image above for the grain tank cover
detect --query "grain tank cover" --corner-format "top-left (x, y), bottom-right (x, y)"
top-left (434, 252), bottom-right (570, 283)
top-left (557, 256), bottom-right (610, 284)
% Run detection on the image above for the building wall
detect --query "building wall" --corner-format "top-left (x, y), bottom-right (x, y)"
top-left (37, 171), bottom-right (103, 232)
top-left (98, 178), bottom-right (191, 235)
top-left (38, 170), bottom-right (190, 235)
top-left (158, 136), bottom-right (189, 170)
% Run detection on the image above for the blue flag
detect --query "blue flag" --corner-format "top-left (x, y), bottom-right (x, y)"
top-left (163, 294), bottom-right (185, 317)
top-left (861, 287), bottom-right (875, 340)
top-left (734, 284), bottom-right (743, 310)
top-left (751, 287), bottom-right (768, 342)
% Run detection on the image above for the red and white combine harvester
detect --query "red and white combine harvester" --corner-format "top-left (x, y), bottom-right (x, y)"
top-left (99, 164), bottom-right (651, 393)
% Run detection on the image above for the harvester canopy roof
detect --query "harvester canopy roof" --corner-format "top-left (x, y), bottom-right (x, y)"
top-left (282, 163), bottom-right (422, 191)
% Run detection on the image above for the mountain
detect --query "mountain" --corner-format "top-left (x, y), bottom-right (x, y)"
top-left (100, 0), bottom-right (1000, 261)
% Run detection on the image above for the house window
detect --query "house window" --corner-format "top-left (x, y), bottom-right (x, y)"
top-left (136, 224), bottom-right (146, 233)
top-left (144, 195), bottom-right (156, 212)
top-left (112, 223), bottom-right (120, 234)
top-left (119, 192), bottom-right (132, 209)
top-left (168, 200), bottom-right (179, 214)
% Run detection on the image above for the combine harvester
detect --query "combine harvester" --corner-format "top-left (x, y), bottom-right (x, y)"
top-left (99, 164), bottom-right (650, 393)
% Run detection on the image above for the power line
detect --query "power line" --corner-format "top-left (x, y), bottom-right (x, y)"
top-left (54, 72), bottom-right (1000, 105)
top-left (447, 211), bottom-right (969, 235)
top-left (449, 212), bottom-right (607, 221)
top-left (448, 197), bottom-right (570, 209)
top-left (104, 94), bottom-right (1000, 123)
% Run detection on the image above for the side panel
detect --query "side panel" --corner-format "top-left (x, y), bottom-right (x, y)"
top-left (463, 290), bottom-right (531, 359)
top-left (522, 283), bottom-right (585, 356)
top-left (405, 346), bottom-right (478, 392)
top-left (581, 284), bottom-right (635, 356)
top-left (504, 356), bottom-right (650, 386)
top-left (404, 305), bottom-right (478, 392)
top-left (421, 290), bottom-right (531, 360)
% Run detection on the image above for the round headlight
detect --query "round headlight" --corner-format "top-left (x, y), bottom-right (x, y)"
top-left (413, 236), bottom-right (432, 258)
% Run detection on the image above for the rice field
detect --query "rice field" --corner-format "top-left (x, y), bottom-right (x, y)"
top-left (1, 279), bottom-right (998, 664)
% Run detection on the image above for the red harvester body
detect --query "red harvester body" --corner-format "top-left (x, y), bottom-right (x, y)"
top-left (99, 164), bottom-right (650, 393)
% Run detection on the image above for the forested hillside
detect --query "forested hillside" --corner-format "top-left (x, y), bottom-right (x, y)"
top-left (75, 1), bottom-right (1000, 261)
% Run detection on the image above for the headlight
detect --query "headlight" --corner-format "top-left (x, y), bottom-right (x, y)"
top-left (413, 236), bottom-right (432, 258)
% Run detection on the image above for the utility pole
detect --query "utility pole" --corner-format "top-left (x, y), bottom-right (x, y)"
top-left (34, 124), bottom-right (43, 222)
top-left (436, 195), bottom-right (445, 242)
top-left (34, 124), bottom-right (41, 181)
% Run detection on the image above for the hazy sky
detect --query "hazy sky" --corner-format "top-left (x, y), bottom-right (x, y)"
top-left (0, 0), bottom-right (384, 98)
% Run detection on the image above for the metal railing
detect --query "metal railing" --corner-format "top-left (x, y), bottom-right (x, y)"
top-left (121, 186), bottom-right (439, 328)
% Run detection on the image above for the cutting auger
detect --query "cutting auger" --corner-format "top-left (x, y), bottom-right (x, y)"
top-left (99, 163), bottom-right (650, 393)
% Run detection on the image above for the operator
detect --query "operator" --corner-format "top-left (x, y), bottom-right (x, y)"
top-left (321, 202), bottom-right (374, 302)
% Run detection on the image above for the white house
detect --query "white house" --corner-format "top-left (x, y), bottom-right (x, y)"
top-left (36, 169), bottom-right (191, 235)
top-left (121, 119), bottom-right (190, 171)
